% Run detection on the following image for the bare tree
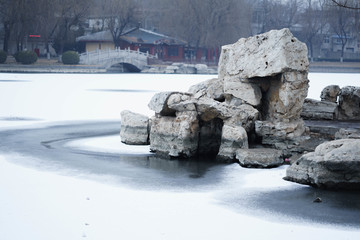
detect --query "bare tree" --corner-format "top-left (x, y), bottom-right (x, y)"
top-left (54, 0), bottom-right (91, 54)
top-left (0, 0), bottom-right (21, 52)
top-left (327, 1), bottom-right (354, 62)
top-left (103, 0), bottom-right (139, 48)
top-left (300, 0), bottom-right (327, 61)
top-left (161, 0), bottom-right (251, 50)
top-left (253, 0), bottom-right (302, 34)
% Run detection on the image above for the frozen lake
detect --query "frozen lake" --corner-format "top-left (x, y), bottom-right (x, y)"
top-left (0, 72), bottom-right (360, 240)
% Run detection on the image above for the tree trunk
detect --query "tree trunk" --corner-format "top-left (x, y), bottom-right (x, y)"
top-left (3, 22), bottom-right (11, 52)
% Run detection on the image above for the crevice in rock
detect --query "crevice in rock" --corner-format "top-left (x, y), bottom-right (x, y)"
top-left (197, 118), bottom-right (224, 158)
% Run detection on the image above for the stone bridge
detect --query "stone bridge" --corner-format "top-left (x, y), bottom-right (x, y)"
top-left (79, 48), bottom-right (157, 72)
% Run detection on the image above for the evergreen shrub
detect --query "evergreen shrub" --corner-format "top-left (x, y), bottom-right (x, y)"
top-left (18, 51), bottom-right (38, 64)
top-left (13, 52), bottom-right (21, 62)
top-left (0, 50), bottom-right (7, 64)
top-left (62, 51), bottom-right (80, 65)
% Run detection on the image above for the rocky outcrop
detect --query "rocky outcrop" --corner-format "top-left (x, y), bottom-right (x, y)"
top-left (120, 110), bottom-right (150, 145)
top-left (122, 28), bottom-right (310, 166)
top-left (284, 139), bottom-right (360, 189)
top-left (302, 85), bottom-right (360, 121)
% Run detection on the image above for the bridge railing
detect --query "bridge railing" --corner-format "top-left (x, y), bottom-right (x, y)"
top-left (79, 48), bottom-right (157, 65)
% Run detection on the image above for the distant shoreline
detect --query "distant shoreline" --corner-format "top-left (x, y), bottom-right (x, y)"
top-left (0, 58), bottom-right (359, 74)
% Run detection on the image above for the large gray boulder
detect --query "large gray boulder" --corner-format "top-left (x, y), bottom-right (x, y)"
top-left (284, 139), bottom-right (360, 189)
top-left (218, 28), bottom-right (308, 79)
top-left (120, 110), bottom-right (150, 145)
top-left (338, 86), bottom-right (360, 120)
top-left (236, 148), bottom-right (283, 168)
top-left (301, 98), bottom-right (338, 120)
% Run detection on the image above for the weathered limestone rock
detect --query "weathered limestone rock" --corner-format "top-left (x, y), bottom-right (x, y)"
top-left (149, 112), bottom-right (199, 158)
top-left (335, 128), bottom-right (360, 140)
top-left (236, 148), bottom-right (283, 168)
top-left (320, 85), bottom-right (340, 103)
top-left (194, 98), bottom-right (259, 131)
top-left (301, 98), bottom-right (338, 120)
top-left (148, 92), bottom-right (177, 116)
top-left (120, 110), bottom-right (150, 145)
top-left (188, 78), bottom-right (224, 101)
top-left (167, 92), bottom-right (196, 112)
top-left (123, 28), bottom-right (310, 163)
top-left (217, 123), bottom-right (248, 161)
top-left (264, 71), bottom-right (309, 121)
top-left (218, 28), bottom-right (308, 79)
top-left (223, 76), bottom-right (262, 106)
top-left (338, 86), bottom-right (360, 120)
top-left (284, 139), bottom-right (360, 189)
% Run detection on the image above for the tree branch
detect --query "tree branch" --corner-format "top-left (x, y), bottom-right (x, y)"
top-left (331, 0), bottom-right (360, 10)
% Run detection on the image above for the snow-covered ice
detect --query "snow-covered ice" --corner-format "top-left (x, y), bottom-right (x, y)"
top-left (1, 72), bottom-right (360, 240)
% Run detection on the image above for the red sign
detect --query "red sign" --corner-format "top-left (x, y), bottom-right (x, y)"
top-left (29, 35), bottom-right (41, 38)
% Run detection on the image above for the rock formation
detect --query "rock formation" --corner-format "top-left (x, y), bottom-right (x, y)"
top-left (121, 28), bottom-right (310, 166)
top-left (284, 139), bottom-right (360, 189)
top-left (302, 85), bottom-right (360, 121)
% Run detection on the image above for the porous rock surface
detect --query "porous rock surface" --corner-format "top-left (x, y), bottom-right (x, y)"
top-left (120, 110), bottom-right (150, 145)
top-left (284, 139), bottom-right (360, 189)
top-left (338, 86), bottom-right (360, 120)
top-left (218, 28), bottom-right (308, 79)
top-left (236, 148), bottom-right (284, 168)
top-left (301, 98), bottom-right (338, 120)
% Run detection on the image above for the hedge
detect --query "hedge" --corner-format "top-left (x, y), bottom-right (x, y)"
top-left (62, 51), bottom-right (80, 65)
top-left (18, 51), bottom-right (38, 64)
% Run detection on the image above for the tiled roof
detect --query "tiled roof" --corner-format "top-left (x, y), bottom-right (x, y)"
top-left (76, 28), bottom-right (187, 45)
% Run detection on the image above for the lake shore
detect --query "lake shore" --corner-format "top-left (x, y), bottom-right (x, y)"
top-left (1, 57), bottom-right (359, 73)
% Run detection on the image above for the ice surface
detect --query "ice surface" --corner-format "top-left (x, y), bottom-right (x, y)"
top-left (1, 72), bottom-right (360, 239)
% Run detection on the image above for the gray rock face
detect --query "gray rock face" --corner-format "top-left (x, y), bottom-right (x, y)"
top-left (149, 112), bottom-right (199, 158)
top-left (218, 28), bottom-right (308, 79)
top-left (217, 124), bottom-right (248, 161)
top-left (236, 148), bottom-right (283, 168)
top-left (320, 85), bottom-right (340, 103)
top-left (120, 110), bottom-right (150, 145)
top-left (301, 98), bottom-right (338, 120)
top-left (223, 76), bottom-right (262, 107)
top-left (263, 71), bottom-right (309, 122)
top-left (189, 78), bottom-right (224, 101)
top-left (285, 139), bottom-right (360, 189)
top-left (148, 92), bottom-right (176, 116)
top-left (338, 86), bottom-right (360, 120)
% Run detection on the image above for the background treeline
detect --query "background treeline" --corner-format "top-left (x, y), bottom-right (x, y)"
top-left (0, 0), bottom-right (359, 61)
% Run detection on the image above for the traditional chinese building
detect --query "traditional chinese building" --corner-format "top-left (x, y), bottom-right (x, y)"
top-left (76, 27), bottom-right (187, 62)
